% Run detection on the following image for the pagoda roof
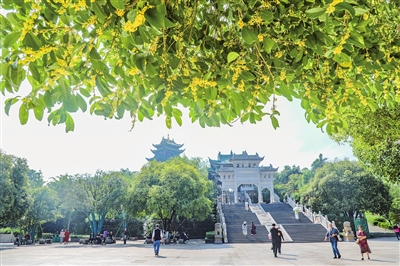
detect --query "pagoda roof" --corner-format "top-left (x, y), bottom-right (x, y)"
top-left (152, 135), bottom-right (184, 149)
top-left (230, 151), bottom-right (264, 161)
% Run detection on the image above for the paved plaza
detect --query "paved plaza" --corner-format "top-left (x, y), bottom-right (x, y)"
top-left (1, 237), bottom-right (399, 265)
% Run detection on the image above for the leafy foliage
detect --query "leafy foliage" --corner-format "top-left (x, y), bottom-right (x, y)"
top-left (127, 157), bottom-right (213, 231)
top-left (307, 160), bottom-right (392, 219)
top-left (0, 150), bottom-right (31, 224)
top-left (332, 105), bottom-right (400, 183)
top-left (1, 0), bottom-right (399, 132)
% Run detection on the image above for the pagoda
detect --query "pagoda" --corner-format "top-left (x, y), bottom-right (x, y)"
top-left (146, 136), bottom-right (185, 162)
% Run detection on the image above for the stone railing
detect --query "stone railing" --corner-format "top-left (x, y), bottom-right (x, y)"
top-left (287, 195), bottom-right (339, 234)
top-left (0, 233), bottom-right (14, 243)
top-left (217, 201), bottom-right (228, 243)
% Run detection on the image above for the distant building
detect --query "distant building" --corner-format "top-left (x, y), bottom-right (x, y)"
top-left (146, 136), bottom-right (185, 162)
top-left (209, 151), bottom-right (279, 203)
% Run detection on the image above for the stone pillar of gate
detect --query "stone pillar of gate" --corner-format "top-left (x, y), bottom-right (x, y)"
top-left (270, 181), bottom-right (275, 203)
top-left (257, 186), bottom-right (263, 203)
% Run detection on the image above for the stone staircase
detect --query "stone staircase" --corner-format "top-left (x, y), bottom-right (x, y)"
top-left (223, 204), bottom-right (270, 243)
top-left (260, 202), bottom-right (327, 243)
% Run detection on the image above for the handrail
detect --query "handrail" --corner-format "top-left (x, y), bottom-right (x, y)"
top-left (287, 195), bottom-right (340, 239)
top-left (217, 201), bottom-right (228, 243)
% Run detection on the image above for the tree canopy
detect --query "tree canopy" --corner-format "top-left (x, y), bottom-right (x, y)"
top-left (127, 157), bottom-right (213, 231)
top-left (0, 150), bottom-right (31, 225)
top-left (307, 159), bottom-right (392, 219)
top-left (332, 105), bottom-right (400, 183)
top-left (1, 0), bottom-right (399, 133)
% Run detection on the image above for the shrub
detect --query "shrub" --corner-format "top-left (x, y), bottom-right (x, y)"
top-left (377, 221), bottom-right (392, 230)
top-left (205, 231), bottom-right (214, 239)
top-left (41, 233), bottom-right (53, 239)
top-left (0, 227), bottom-right (15, 234)
top-left (372, 217), bottom-right (386, 226)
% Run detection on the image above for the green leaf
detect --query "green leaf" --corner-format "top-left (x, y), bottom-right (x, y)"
top-left (95, 76), bottom-right (111, 97)
top-left (270, 115), bottom-right (279, 129)
top-left (92, 2), bottom-right (108, 22)
top-left (305, 7), bottom-right (326, 18)
top-left (348, 32), bottom-right (365, 48)
top-left (89, 48), bottom-right (102, 60)
top-left (65, 113), bottom-right (75, 132)
top-left (23, 32), bottom-right (42, 51)
top-left (227, 52), bottom-right (240, 64)
top-left (76, 93), bottom-right (87, 112)
top-left (4, 98), bottom-right (18, 115)
top-left (3, 31), bottom-right (21, 48)
top-left (335, 3), bottom-right (355, 17)
top-left (144, 8), bottom-right (165, 29)
top-left (110, 0), bottom-right (125, 9)
top-left (44, 90), bottom-right (53, 107)
top-left (242, 27), bottom-right (257, 45)
top-left (33, 104), bottom-right (44, 121)
top-left (259, 10), bottom-right (274, 23)
top-left (173, 111), bottom-right (182, 126)
top-left (29, 63), bottom-right (41, 82)
top-left (8, 64), bottom-right (25, 88)
top-left (263, 37), bottom-right (276, 53)
top-left (19, 104), bottom-right (29, 125)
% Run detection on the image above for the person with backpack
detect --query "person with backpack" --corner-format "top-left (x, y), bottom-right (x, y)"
top-left (152, 224), bottom-right (164, 256)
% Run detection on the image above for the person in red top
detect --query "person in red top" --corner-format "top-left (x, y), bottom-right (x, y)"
top-left (64, 230), bottom-right (70, 245)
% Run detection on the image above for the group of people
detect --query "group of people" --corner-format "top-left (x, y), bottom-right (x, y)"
top-left (87, 229), bottom-right (117, 245)
top-left (241, 221), bottom-right (257, 237)
top-left (59, 229), bottom-right (70, 244)
top-left (325, 223), bottom-right (372, 260)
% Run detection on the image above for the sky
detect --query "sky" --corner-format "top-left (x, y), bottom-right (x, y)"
top-left (1, 86), bottom-right (356, 181)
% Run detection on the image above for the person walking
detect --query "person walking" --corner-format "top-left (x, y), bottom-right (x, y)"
top-left (242, 221), bottom-right (247, 236)
top-left (276, 226), bottom-right (284, 254)
top-left (245, 201), bottom-right (249, 211)
top-left (152, 224), bottom-right (163, 256)
top-left (250, 222), bottom-right (257, 236)
top-left (357, 225), bottom-right (371, 260)
top-left (325, 223), bottom-right (341, 259)
top-left (393, 224), bottom-right (400, 240)
top-left (64, 229), bottom-right (70, 245)
top-left (16, 233), bottom-right (22, 246)
top-left (59, 229), bottom-right (65, 244)
top-left (123, 228), bottom-right (129, 244)
top-left (270, 223), bottom-right (279, 257)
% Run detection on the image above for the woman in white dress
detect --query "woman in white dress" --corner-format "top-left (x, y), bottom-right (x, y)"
top-left (242, 221), bottom-right (247, 236)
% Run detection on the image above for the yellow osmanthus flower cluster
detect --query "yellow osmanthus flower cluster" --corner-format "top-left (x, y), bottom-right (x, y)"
top-left (129, 68), bottom-right (139, 76)
top-left (82, 16), bottom-right (97, 29)
top-left (123, 6), bottom-right (152, 33)
top-left (333, 29), bottom-right (350, 55)
top-left (116, 9), bottom-right (125, 17)
top-left (326, 0), bottom-right (344, 14)
top-left (161, 90), bottom-right (173, 107)
top-left (184, 77), bottom-right (217, 101)
top-left (280, 69), bottom-right (286, 81)
top-left (248, 12), bottom-right (263, 27)
top-left (71, 0), bottom-right (87, 11)
top-left (237, 18), bottom-right (245, 29)
top-left (19, 46), bottom-right (58, 65)
top-left (230, 59), bottom-right (249, 85)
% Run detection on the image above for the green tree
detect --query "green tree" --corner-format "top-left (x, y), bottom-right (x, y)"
top-left (47, 174), bottom-right (78, 230)
top-left (1, 1), bottom-right (399, 133)
top-left (311, 153), bottom-right (328, 173)
top-left (73, 171), bottom-right (127, 235)
top-left (24, 186), bottom-right (60, 240)
top-left (0, 150), bottom-right (31, 225)
top-left (127, 157), bottom-right (212, 231)
top-left (389, 185), bottom-right (400, 224)
top-left (332, 106), bottom-right (400, 183)
top-left (27, 169), bottom-right (45, 188)
top-left (307, 160), bottom-right (391, 222)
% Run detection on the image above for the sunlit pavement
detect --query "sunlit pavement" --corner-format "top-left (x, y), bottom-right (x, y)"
top-left (1, 237), bottom-right (399, 265)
